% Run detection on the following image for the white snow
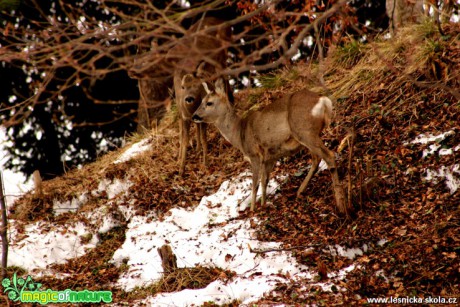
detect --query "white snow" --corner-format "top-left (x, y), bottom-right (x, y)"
top-left (111, 173), bottom-right (293, 295)
top-left (0, 127), bottom-right (33, 207)
top-left (83, 204), bottom-right (124, 234)
top-left (5, 177), bottom-right (133, 271)
top-left (114, 139), bottom-right (151, 164)
top-left (377, 238), bottom-right (388, 246)
top-left (53, 193), bottom-right (89, 215)
top-left (329, 244), bottom-right (368, 260)
top-left (53, 177), bottom-right (132, 215)
top-left (405, 130), bottom-right (459, 194)
top-left (408, 130), bottom-right (455, 145)
top-left (7, 220), bottom-right (99, 270)
top-left (422, 143), bottom-right (441, 158)
top-left (424, 164), bottom-right (460, 194)
top-left (92, 178), bottom-right (133, 199)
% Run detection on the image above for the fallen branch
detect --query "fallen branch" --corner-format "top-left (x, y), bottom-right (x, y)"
top-left (249, 244), bottom-right (319, 254)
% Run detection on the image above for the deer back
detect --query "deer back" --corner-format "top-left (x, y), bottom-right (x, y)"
top-left (196, 83), bottom-right (332, 162)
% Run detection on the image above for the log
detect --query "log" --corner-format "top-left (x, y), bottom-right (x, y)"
top-left (157, 244), bottom-right (177, 273)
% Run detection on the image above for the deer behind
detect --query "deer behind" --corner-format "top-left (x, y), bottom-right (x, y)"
top-left (129, 37), bottom-right (174, 132)
top-left (172, 17), bottom-right (231, 176)
top-left (192, 79), bottom-right (348, 214)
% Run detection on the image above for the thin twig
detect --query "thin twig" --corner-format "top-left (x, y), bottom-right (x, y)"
top-left (347, 126), bottom-right (355, 210)
top-left (249, 244), bottom-right (320, 254)
top-left (0, 171), bottom-right (8, 279)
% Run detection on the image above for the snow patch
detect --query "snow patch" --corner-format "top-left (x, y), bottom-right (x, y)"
top-left (53, 193), bottom-right (89, 215)
top-left (422, 143), bottom-right (441, 158)
top-left (424, 164), bottom-right (460, 194)
top-left (405, 130), bottom-right (459, 193)
top-left (114, 139), bottom-right (151, 164)
top-left (111, 173), bottom-right (290, 293)
top-left (111, 172), bottom-right (353, 304)
top-left (84, 204), bottom-right (124, 233)
top-left (377, 238), bottom-right (388, 246)
top-left (140, 276), bottom-right (288, 306)
top-left (92, 178), bottom-right (132, 199)
top-left (408, 130), bottom-right (455, 145)
top-left (8, 220), bottom-right (98, 270)
top-left (0, 127), bottom-right (33, 207)
top-left (329, 244), bottom-right (368, 260)
top-left (53, 178), bottom-right (132, 215)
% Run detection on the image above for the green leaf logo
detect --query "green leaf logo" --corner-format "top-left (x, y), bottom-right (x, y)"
top-left (2, 273), bottom-right (42, 302)
top-left (1, 278), bottom-right (11, 288)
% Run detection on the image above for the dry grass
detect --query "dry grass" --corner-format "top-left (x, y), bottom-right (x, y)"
top-left (124, 266), bottom-right (236, 301)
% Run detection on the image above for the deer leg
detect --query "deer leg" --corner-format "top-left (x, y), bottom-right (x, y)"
top-left (195, 123), bottom-right (202, 152)
top-left (179, 119), bottom-right (191, 176)
top-left (200, 123), bottom-right (208, 167)
top-left (330, 165), bottom-right (348, 215)
top-left (260, 160), bottom-right (276, 206)
top-left (316, 145), bottom-right (348, 215)
top-left (297, 154), bottom-right (320, 197)
top-left (178, 119), bottom-right (184, 163)
top-left (250, 160), bottom-right (261, 211)
top-left (297, 135), bottom-right (349, 215)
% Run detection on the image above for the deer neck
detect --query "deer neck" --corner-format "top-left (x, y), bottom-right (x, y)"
top-left (215, 110), bottom-right (244, 152)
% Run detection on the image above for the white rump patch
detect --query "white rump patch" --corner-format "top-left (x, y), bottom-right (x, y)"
top-left (311, 97), bottom-right (332, 117)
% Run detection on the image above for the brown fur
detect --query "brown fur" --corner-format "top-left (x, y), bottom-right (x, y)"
top-left (193, 79), bottom-right (347, 214)
top-left (174, 17), bottom-right (231, 176)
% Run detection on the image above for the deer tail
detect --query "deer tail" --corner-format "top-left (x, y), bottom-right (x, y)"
top-left (319, 96), bottom-right (333, 128)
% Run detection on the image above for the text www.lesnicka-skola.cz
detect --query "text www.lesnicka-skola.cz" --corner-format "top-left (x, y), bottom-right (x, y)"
top-left (367, 296), bottom-right (458, 304)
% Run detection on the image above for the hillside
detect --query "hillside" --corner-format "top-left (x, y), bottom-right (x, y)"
top-left (3, 21), bottom-right (459, 305)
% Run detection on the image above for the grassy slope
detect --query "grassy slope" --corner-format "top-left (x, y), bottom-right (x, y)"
top-left (7, 20), bottom-right (460, 305)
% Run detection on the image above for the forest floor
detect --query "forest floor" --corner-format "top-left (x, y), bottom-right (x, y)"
top-left (4, 21), bottom-right (460, 306)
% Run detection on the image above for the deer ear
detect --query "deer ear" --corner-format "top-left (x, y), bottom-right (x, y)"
top-left (196, 62), bottom-right (213, 79)
top-left (214, 78), bottom-right (226, 96)
top-left (202, 82), bottom-right (211, 94)
top-left (197, 61), bottom-right (217, 79)
top-left (181, 74), bottom-right (195, 87)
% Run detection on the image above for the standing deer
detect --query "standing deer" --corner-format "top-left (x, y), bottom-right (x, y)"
top-left (129, 37), bottom-right (174, 132)
top-left (386, 0), bottom-right (424, 34)
top-left (172, 17), bottom-right (232, 176)
top-left (192, 79), bottom-right (349, 215)
top-left (136, 77), bottom-right (172, 132)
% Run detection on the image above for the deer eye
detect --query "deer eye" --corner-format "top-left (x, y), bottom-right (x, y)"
top-left (206, 101), bottom-right (214, 107)
top-left (185, 96), bottom-right (195, 103)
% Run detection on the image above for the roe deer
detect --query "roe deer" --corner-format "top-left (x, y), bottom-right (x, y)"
top-left (172, 17), bottom-right (232, 176)
top-left (136, 77), bottom-right (172, 132)
top-left (386, 0), bottom-right (424, 34)
top-left (192, 79), bottom-right (349, 214)
top-left (129, 37), bottom-right (174, 132)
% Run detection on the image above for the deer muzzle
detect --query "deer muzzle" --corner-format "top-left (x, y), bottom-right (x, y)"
top-left (192, 114), bottom-right (203, 123)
